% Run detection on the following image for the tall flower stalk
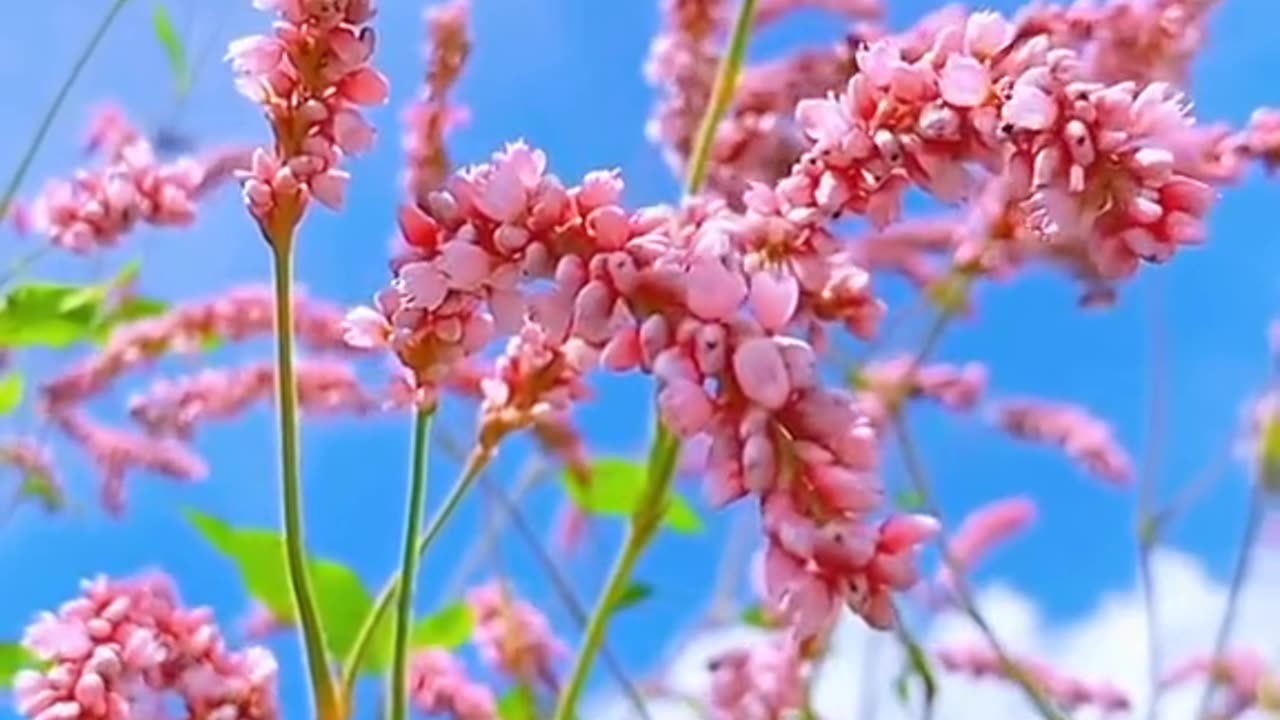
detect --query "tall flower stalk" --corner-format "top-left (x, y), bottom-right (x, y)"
top-left (389, 408), bottom-right (435, 720)
top-left (227, 1), bottom-right (389, 717)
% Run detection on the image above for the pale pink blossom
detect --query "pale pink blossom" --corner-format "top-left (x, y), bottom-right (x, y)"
top-left (707, 636), bottom-right (810, 720)
top-left (402, 0), bottom-right (471, 201)
top-left (855, 355), bottom-right (987, 426)
top-left (14, 573), bottom-right (279, 720)
top-left (0, 438), bottom-right (65, 513)
top-left (993, 398), bottom-right (1135, 485)
top-left (938, 643), bottom-right (1131, 713)
top-left (467, 582), bottom-right (566, 688)
top-left (228, 0), bottom-right (388, 227)
top-left (932, 496), bottom-right (1038, 604)
top-left (128, 359), bottom-right (381, 439)
top-left (1162, 649), bottom-right (1266, 720)
top-left (408, 648), bottom-right (499, 720)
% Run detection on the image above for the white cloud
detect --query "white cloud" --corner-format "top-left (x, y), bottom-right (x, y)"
top-left (593, 548), bottom-right (1280, 720)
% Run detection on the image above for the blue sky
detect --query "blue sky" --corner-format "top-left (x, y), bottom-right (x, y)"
top-left (2, 0), bottom-right (1280, 718)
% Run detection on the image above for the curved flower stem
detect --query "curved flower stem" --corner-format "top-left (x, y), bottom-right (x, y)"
top-left (891, 414), bottom-right (1068, 720)
top-left (0, 0), bottom-right (131, 222)
top-left (388, 408), bottom-right (435, 720)
top-left (338, 446), bottom-right (494, 701)
top-left (684, 0), bottom-right (758, 195)
top-left (1193, 482), bottom-right (1265, 720)
top-left (552, 425), bottom-right (681, 720)
top-left (269, 241), bottom-right (341, 720)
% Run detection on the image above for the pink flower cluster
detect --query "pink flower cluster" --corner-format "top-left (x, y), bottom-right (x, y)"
top-left (25, 107), bottom-right (244, 253)
top-left (13, 573), bottom-right (279, 720)
top-left (854, 354), bottom-right (987, 426)
top-left (127, 359), bottom-right (381, 439)
top-left (466, 581), bottom-right (566, 689)
top-left (227, 0), bottom-right (389, 224)
top-left (407, 648), bottom-right (497, 720)
top-left (707, 636), bottom-right (810, 720)
top-left (40, 286), bottom-right (366, 515)
top-left (343, 137), bottom-right (938, 637)
top-left (937, 643), bottom-right (1131, 713)
top-left (932, 496), bottom-right (1038, 605)
top-left (1162, 649), bottom-right (1266, 720)
top-left (402, 0), bottom-right (472, 201)
top-left (993, 398), bottom-right (1135, 485)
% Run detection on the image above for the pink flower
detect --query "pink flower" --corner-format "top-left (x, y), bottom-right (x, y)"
top-left (408, 649), bottom-right (498, 720)
top-left (707, 636), bottom-right (810, 720)
top-left (938, 643), bottom-right (1130, 713)
top-left (402, 0), bottom-right (472, 201)
top-left (466, 582), bottom-right (565, 688)
top-left (993, 399), bottom-right (1135, 485)
top-left (932, 497), bottom-right (1038, 604)
top-left (1163, 649), bottom-right (1265, 720)
top-left (228, 0), bottom-right (388, 229)
top-left (14, 573), bottom-right (280, 720)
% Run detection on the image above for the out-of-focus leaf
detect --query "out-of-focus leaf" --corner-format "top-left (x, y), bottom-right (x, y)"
top-left (152, 3), bottom-right (191, 96)
top-left (184, 509), bottom-right (374, 661)
top-left (363, 599), bottom-right (476, 674)
top-left (895, 489), bottom-right (926, 511)
top-left (1261, 417), bottom-right (1280, 490)
top-left (93, 295), bottom-right (170, 343)
top-left (0, 281), bottom-right (107, 348)
top-left (610, 581), bottom-right (653, 615)
top-left (497, 685), bottom-right (539, 720)
top-left (563, 457), bottom-right (704, 534)
top-left (0, 642), bottom-right (33, 689)
top-left (0, 373), bottom-right (24, 415)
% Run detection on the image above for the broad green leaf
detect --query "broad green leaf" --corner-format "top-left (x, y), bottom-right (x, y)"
top-left (497, 685), bottom-right (539, 720)
top-left (362, 601), bottom-right (476, 674)
top-left (0, 643), bottom-right (33, 689)
top-left (411, 602), bottom-right (475, 649)
top-left (184, 509), bottom-right (374, 661)
top-left (0, 281), bottom-right (107, 348)
top-left (152, 4), bottom-right (191, 96)
top-left (563, 458), bottom-right (704, 534)
top-left (610, 581), bottom-right (653, 615)
top-left (0, 373), bottom-right (23, 415)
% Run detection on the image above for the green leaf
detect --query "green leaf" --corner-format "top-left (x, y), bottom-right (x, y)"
top-left (0, 281), bottom-right (108, 348)
top-left (184, 509), bottom-right (375, 661)
top-left (152, 4), bottom-right (191, 96)
top-left (497, 685), bottom-right (539, 720)
top-left (0, 373), bottom-right (24, 415)
top-left (0, 642), bottom-right (33, 689)
top-left (610, 581), bottom-right (653, 615)
top-left (563, 458), bottom-right (704, 534)
top-left (410, 602), bottom-right (475, 650)
top-left (1261, 417), bottom-right (1280, 490)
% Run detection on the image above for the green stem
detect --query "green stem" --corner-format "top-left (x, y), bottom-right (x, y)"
top-left (552, 424), bottom-right (681, 720)
top-left (339, 447), bottom-right (493, 700)
top-left (269, 242), bottom-right (340, 720)
top-left (684, 0), bottom-right (758, 195)
top-left (0, 0), bottom-right (132, 222)
top-left (388, 409), bottom-right (434, 720)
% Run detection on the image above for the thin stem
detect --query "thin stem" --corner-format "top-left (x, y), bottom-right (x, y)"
top-left (0, 0), bottom-right (132, 222)
top-left (552, 424), bottom-right (683, 720)
top-left (892, 415), bottom-right (1069, 720)
top-left (338, 447), bottom-right (493, 701)
top-left (477, 469), bottom-right (653, 720)
top-left (684, 0), bottom-right (758, 195)
top-left (269, 242), bottom-right (340, 720)
top-left (388, 409), bottom-right (435, 720)
top-left (551, 522), bottom-right (654, 720)
top-left (1193, 483), bottom-right (1265, 720)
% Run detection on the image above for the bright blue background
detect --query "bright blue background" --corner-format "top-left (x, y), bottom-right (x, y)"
top-left (1, 0), bottom-right (1279, 717)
